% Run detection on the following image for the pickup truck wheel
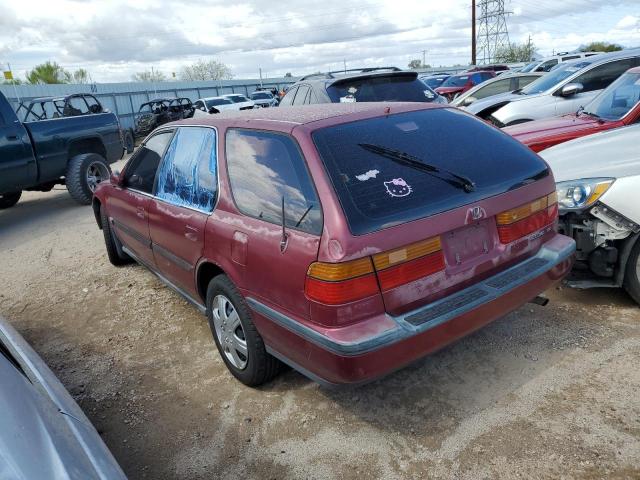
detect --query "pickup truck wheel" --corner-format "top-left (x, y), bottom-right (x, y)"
top-left (124, 130), bottom-right (135, 154)
top-left (100, 207), bottom-right (133, 266)
top-left (0, 191), bottom-right (22, 209)
top-left (206, 275), bottom-right (281, 386)
top-left (623, 239), bottom-right (640, 305)
top-left (66, 153), bottom-right (111, 205)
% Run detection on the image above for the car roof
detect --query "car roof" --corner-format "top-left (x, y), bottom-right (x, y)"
top-left (222, 93), bottom-right (246, 97)
top-left (628, 66), bottom-right (640, 74)
top-left (175, 102), bottom-right (444, 132)
top-left (293, 69), bottom-right (418, 88)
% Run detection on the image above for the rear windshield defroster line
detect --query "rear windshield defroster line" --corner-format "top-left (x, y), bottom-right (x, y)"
top-left (312, 108), bottom-right (549, 235)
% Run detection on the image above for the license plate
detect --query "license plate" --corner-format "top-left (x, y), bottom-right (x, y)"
top-left (442, 219), bottom-right (494, 266)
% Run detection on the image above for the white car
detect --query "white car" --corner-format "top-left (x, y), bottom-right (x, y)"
top-left (221, 93), bottom-right (256, 110)
top-left (540, 124), bottom-right (640, 301)
top-left (450, 72), bottom-right (543, 108)
top-left (519, 51), bottom-right (600, 73)
top-left (194, 97), bottom-right (238, 114)
top-left (465, 49), bottom-right (640, 124)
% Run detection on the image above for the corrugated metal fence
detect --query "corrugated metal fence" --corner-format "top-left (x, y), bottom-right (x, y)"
top-left (0, 77), bottom-right (296, 130)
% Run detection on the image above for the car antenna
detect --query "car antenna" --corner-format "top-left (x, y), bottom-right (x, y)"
top-left (280, 196), bottom-right (289, 253)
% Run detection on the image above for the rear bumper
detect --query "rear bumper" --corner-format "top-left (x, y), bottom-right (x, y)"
top-left (249, 234), bottom-right (575, 385)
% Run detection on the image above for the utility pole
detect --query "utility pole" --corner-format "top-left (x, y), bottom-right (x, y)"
top-left (472, 0), bottom-right (477, 66)
top-left (259, 67), bottom-right (263, 87)
top-left (343, 59), bottom-right (347, 73)
top-left (422, 49), bottom-right (427, 68)
top-left (476, 0), bottom-right (511, 64)
top-left (528, 34), bottom-right (533, 61)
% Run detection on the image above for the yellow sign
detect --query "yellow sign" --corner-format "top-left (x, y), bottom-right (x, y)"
top-left (3, 71), bottom-right (13, 80)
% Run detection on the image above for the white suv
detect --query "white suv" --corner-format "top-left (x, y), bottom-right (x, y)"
top-left (465, 49), bottom-right (640, 125)
top-left (520, 52), bottom-right (600, 73)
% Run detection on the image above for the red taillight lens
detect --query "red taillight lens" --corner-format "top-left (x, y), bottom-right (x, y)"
top-left (304, 274), bottom-right (379, 305)
top-left (376, 251), bottom-right (445, 291)
top-left (497, 201), bottom-right (558, 244)
top-left (305, 258), bottom-right (378, 305)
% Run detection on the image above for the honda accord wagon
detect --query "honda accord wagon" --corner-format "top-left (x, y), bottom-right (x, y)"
top-left (93, 103), bottom-right (575, 386)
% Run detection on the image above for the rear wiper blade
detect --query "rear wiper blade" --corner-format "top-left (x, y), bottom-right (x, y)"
top-left (358, 143), bottom-right (476, 193)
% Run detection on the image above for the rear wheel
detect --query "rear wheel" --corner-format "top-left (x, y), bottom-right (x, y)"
top-left (623, 238), bottom-right (640, 304)
top-left (66, 153), bottom-right (111, 205)
top-left (124, 129), bottom-right (135, 154)
top-left (206, 275), bottom-right (281, 386)
top-left (100, 206), bottom-right (132, 266)
top-left (0, 191), bottom-right (21, 209)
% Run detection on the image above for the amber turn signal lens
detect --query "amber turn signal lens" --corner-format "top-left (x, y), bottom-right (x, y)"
top-left (372, 236), bottom-right (441, 270)
top-left (307, 257), bottom-right (374, 281)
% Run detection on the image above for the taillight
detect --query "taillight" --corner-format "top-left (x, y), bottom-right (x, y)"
top-left (372, 236), bottom-right (445, 291)
top-left (305, 258), bottom-right (378, 305)
top-left (496, 193), bottom-right (558, 243)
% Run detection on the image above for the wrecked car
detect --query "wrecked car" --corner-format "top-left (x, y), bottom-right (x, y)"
top-left (134, 99), bottom-right (172, 138)
top-left (168, 97), bottom-right (195, 120)
top-left (540, 124), bottom-right (640, 303)
top-left (94, 103), bottom-right (574, 386)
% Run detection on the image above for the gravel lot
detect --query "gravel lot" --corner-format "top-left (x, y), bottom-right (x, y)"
top-left (1, 172), bottom-right (639, 479)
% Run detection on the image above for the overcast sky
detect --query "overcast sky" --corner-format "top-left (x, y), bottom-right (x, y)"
top-left (0, 0), bottom-right (638, 83)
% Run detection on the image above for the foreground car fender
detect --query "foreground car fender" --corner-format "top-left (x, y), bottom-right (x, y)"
top-left (0, 316), bottom-right (126, 480)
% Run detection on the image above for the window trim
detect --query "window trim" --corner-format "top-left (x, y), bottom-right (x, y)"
top-left (122, 128), bottom-right (177, 196)
top-left (224, 127), bottom-right (324, 235)
top-left (152, 125), bottom-right (221, 214)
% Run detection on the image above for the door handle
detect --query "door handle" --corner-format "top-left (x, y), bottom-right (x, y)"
top-left (6, 134), bottom-right (18, 141)
top-left (184, 225), bottom-right (198, 241)
top-left (136, 207), bottom-right (146, 219)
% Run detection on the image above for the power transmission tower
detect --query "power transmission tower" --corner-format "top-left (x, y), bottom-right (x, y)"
top-left (476, 0), bottom-right (511, 65)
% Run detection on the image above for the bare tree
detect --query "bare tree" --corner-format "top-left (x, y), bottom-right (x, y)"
top-left (179, 59), bottom-right (233, 81)
top-left (73, 68), bottom-right (90, 84)
top-left (131, 70), bottom-right (167, 82)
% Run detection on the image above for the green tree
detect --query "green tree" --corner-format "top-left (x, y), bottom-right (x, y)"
top-left (179, 59), bottom-right (233, 81)
top-left (580, 42), bottom-right (623, 53)
top-left (25, 61), bottom-right (71, 84)
top-left (73, 68), bottom-right (90, 84)
top-left (408, 59), bottom-right (422, 69)
top-left (131, 69), bottom-right (167, 82)
top-left (494, 41), bottom-right (538, 63)
top-left (284, 72), bottom-right (292, 77)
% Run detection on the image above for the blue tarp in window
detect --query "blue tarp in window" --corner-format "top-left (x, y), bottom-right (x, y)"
top-left (156, 127), bottom-right (217, 212)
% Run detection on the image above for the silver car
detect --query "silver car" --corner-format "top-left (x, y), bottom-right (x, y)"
top-left (0, 316), bottom-right (126, 479)
top-left (464, 49), bottom-right (640, 125)
top-left (450, 72), bottom-right (543, 108)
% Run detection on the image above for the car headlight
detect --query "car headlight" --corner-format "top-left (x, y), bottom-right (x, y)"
top-left (555, 178), bottom-right (614, 212)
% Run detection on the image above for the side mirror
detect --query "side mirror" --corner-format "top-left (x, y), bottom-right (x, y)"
top-left (111, 170), bottom-right (122, 186)
top-left (462, 96), bottom-right (477, 106)
top-left (560, 83), bottom-right (583, 97)
top-left (103, 108), bottom-right (111, 114)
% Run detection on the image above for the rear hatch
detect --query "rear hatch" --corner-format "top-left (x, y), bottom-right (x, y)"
top-left (310, 107), bottom-right (557, 316)
top-left (326, 72), bottom-right (439, 103)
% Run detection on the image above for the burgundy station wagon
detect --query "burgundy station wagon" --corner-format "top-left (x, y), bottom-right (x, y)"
top-left (93, 103), bottom-right (575, 386)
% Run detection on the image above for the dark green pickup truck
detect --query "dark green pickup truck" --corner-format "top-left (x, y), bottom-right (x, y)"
top-left (0, 91), bottom-right (124, 209)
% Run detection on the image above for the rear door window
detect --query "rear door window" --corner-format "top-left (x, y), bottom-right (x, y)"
top-left (279, 87), bottom-right (297, 106)
top-left (574, 58), bottom-right (640, 93)
top-left (156, 127), bottom-right (218, 212)
top-left (292, 85), bottom-right (310, 105)
top-left (474, 78), bottom-right (511, 99)
top-left (225, 129), bottom-right (322, 235)
top-left (327, 75), bottom-right (437, 102)
top-left (312, 108), bottom-right (548, 235)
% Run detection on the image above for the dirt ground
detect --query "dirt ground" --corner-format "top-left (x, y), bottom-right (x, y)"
top-left (1, 175), bottom-right (639, 479)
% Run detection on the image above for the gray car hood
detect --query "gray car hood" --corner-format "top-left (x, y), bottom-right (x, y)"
top-left (463, 90), bottom-right (537, 115)
top-left (0, 318), bottom-right (126, 479)
top-left (540, 125), bottom-right (640, 182)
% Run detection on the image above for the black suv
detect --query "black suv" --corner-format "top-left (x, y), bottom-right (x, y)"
top-left (280, 67), bottom-right (445, 106)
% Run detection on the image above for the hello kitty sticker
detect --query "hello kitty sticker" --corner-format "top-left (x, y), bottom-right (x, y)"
top-left (384, 178), bottom-right (412, 197)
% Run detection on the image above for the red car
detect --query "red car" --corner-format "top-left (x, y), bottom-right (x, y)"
top-left (504, 66), bottom-right (640, 152)
top-left (435, 71), bottom-right (496, 101)
top-left (93, 103), bottom-right (574, 386)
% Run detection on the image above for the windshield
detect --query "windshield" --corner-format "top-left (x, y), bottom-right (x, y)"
top-left (422, 76), bottom-right (447, 88)
top-left (521, 61), bottom-right (591, 95)
top-left (519, 61), bottom-right (538, 73)
top-left (205, 98), bottom-right (232, 108)
top-left (584, 71), bottom-right (640, 120)
top-left (312, 108), bottom-right (548, 235)
top-left (227, 95), bottom-right (247, 103)
top-left (326, 75), bottom-right (438, 102)
top-left (440, 75), bottom-right (469, 88)
top-left (250, 92), bottom-right (272, 99)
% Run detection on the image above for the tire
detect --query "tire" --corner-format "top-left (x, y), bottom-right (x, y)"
top-left (66, 153), bottom-right (111, 205)
top-left (0, 191), bottom-right (21, 210)
top-left (124, 129), bottom-right (135, 154)
top-left (206, 275), bottom-right (281, 386)
top-left (100, 206), bottom-right (132, 266)
top-left (623, 238), bottom-right (640, 304)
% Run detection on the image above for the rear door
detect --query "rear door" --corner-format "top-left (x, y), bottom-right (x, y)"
top-left (224, 128), bottom-right (322, 319)
top-left (108, 130), bottom-right (174, 267)
top-left (148, 126), bottom-right (218, 298)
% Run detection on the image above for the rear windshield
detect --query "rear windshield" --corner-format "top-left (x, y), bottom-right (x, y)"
top-left (326, 75), bottom-right (438, 103)
top-left (251, 92), bottom-right (272, 99)
top-left (205, 98), bottom-right (232, 107)
top-left (312, 108), bottom-right (548, 235)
